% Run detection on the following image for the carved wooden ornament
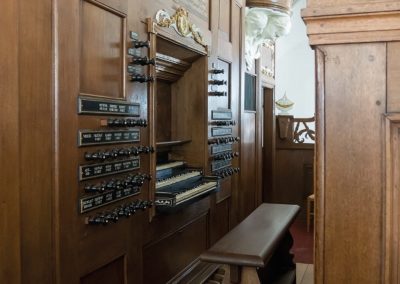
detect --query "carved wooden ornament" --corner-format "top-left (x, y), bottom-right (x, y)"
top-left (155, 7), bottom-right (206, 47)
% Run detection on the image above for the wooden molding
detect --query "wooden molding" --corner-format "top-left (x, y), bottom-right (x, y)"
top-left (383, 114), bottom-right (400, 284)
top-left (314, 47), bottom-right (326, 284)
top-left (302, 1), bottom-right (400, 45)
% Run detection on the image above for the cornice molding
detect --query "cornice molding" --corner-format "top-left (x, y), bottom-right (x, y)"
top-left (302, 1), bottom-right (400, 45)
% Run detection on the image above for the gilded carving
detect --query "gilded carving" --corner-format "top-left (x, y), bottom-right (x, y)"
top-left (155, 8), bottom-right (207, 47)
top-left (172, 0), bottom-right (209, 21)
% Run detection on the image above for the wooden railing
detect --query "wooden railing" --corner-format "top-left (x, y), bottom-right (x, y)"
top-left (277, 115), bottom-right (315, 146)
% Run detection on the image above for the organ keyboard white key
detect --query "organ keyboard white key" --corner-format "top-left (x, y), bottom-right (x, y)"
top-left (156, 161), bottom-right (185, 171)
top-left (175, 181), bottom-right (217, 203)
top-left (156, 170), bottom-right (202, 189)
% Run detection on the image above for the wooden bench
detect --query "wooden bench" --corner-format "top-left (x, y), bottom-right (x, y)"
top-left (200, 203), bottom-right (300, 284)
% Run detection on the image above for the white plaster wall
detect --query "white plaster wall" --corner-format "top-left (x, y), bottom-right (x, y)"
top-left (275, 0), bottom-right (315, 119)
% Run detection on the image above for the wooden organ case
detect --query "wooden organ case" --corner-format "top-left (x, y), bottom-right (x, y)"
top-left (301, 0), bottom-right (400, 283)
top-left (45, 0), bottom-right (246, 283)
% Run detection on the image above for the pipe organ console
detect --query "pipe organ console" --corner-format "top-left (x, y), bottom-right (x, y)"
top-left (6, 2), bottom-right (253, 283)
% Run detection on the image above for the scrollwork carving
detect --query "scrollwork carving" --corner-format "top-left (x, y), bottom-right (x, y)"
top-left (293, 117), bottom-right (315, 143)
top-left (155, 8), bottom-right (206, 47)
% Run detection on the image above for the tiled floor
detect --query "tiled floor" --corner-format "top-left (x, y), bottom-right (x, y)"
top-left (297, 263), bottom-right (314, 284)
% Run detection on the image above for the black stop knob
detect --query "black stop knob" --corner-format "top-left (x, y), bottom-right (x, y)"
top-left (131, 56), bottom-right (155, 66)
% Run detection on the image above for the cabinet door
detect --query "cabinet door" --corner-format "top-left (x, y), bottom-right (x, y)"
top-left (316, 43), bottom-right (386, 284)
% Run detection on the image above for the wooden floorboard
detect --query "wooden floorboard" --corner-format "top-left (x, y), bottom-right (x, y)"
top-left (296, 263), bottom-right (313, 284)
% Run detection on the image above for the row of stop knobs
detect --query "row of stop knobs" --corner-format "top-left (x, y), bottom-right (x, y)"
top-left (214, 167), bottom-right (240, 178)
top-left (213, 151), bottom-right (239, 161)
top-left (103, 118), bottom-right (147, 127)
top-left (86, 200), bottom-right (153, 225)
top-left (84, 173), bottom-right (151, 193)
top-left (85, 146), bottom-right (154, 162)
top-left (209, 120), bottom-right (236, 126)
top-left (208, 136), bottom-right (240, 145)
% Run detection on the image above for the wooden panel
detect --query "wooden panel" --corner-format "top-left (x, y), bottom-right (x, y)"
top-left (383, 115), bottom-right (400, 283)
top-left (211, 198), bottom-right (230, 244)
top-left (387, 42), bottom-right (400, 113)
top-left (229, 2), bottom-right (243, 228)
top-left (171, 56), bottom-right (208, 168)
top-left (322, 43), bottom-right (385, 283)
top-left (273, 150), bottom-right (314, 221)
top-left (262, 87), bottom-right (275, 203)
top-left (218, 0), bottom-right (231, 42)
top-left (19, 0), bottom-right (54, 282)
top-left (94, 0), bottom-right (127, 14)
top-left (0, 0), bottom-right (21, 282)
top-left (143, 215), bottom-right (208, 284)
top-left (239, 113), bottom-right (256, 220)
top-left (80, 0), bottom-right (126, 98)
top-left (143, 197), bottom-right (210, 244)
top-left (81, 256), bottom-right (125, 284)
top-left (156, 80), bottom-right (172, 142)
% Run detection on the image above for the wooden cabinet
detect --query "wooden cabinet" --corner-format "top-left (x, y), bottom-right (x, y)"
top-left (303, 1), bottom-right (400, 283)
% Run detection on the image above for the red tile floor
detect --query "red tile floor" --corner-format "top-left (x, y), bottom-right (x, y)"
top-left (290, 219), bottom-right (314, 264)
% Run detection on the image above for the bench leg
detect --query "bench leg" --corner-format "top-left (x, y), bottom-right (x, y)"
top-left (228, 265), bottom-right (260, 284)
top-left (257, 231), bottom-right (296, 284)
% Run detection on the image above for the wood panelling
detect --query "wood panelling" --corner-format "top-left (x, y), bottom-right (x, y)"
top-left (225, 1), bottom-right (242, 229)
top-left (94, 0), bottom-right (128, 14)
top-left (210, 198), bottom-right (230, 244)
top-left (321, 43), bottom-right (385, 283)
top-left (383, 114), bottom-right (400, 283)
top-left (156, 80), bottom-right (172, 142)
top-left (387, 42), bottom-right (400, 113)
top-left (171, 56), bottom-right (208, 167)
top-left (81, 256), bottom-right (125, 284)
top-left (272, 149), bottom-right (313, 221)
top-left (143, 215), bottom-right (208, 284)
top-left (218, 0), bottom-right (231, 42)
top-left (19, 0), bottom-right (54, 282)
top-left (80, 0), bottom-right (126, 99)
top-left (239, 113), bottom-right (257, 220)
top-left (262, 87), bottom-right (275, 204)
top-left (0, 0), bottom-right (21, 282)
